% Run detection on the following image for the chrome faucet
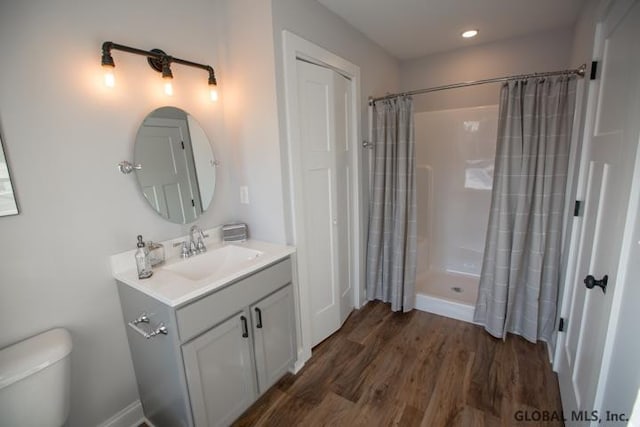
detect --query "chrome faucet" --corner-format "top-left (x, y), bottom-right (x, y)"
top-left (174, 225), bottom-right (208, 258)
top-left (190, 225), bottom-right (207, 255)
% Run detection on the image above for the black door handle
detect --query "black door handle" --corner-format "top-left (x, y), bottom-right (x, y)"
top-left (240, 316), bottom-right (249, 338)
top-left (255, 307), bottom-right (263, 329)
top-left (584, 274), bottom-right (608, 293)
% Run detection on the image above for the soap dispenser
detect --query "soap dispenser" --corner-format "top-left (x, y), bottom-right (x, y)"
top-left (135, 235), bottom-right (153, 279)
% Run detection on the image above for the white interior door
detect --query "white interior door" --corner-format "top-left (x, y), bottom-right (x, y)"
top-left (333, 70), bottom-right (354, 324)
top-left (135, 117), bottom-right (201, 223)
top-left (296, 59), bottom-right (353, 346)
top-left (557, 1), bottom-right (640, 424)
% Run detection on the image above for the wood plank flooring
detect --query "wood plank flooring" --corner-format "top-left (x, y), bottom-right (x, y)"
top-left (233, 301), bottom-right (564, 427)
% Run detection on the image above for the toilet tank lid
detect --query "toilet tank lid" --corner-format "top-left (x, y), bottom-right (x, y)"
top-left (0, 328), bottom-right (72, 389)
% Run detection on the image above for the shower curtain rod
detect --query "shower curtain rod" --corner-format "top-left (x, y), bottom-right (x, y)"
top-left (369, 63), bottom-right (587, 104)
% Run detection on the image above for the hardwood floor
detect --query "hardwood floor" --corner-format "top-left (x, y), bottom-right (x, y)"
top-left (233, 301), bottom-right (564, 427)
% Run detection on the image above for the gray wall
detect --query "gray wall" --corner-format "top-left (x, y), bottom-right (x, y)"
top-left (271, 0), bottom-right (401, 242)
top-left (400, 27), bottom-right (575, 113)
top-left (0, 1), bottom-right (237, 425)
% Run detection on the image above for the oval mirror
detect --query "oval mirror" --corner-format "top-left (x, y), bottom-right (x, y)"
top-left (134, 107), bottom-right (216, 224)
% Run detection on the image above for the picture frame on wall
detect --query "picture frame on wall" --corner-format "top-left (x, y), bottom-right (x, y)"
top-left (0, 132), bottom-right (19, 216)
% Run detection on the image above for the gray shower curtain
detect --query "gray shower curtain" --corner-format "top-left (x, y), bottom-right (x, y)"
top-left (366, 97), bottom-right (417, 312)
top-left (474, 76), bottom-right (577, 342)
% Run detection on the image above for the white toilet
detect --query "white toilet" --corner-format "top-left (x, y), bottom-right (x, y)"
top-left (0, 328), bottom-right (72, 427)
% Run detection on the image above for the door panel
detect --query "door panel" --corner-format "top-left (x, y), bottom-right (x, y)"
top-left (558, 1), bottom-right (640, 424)
top-left (305, 168), bottom-right (337, 318)
top-left (334, 74), bottom-right (353, 324)
top-left (135, 117), bottom-right (200, 223)
top-left (297, 60), bottom-right (353, 346)
top-left (565, 162), bottom-right (603, 368)
top-left (251, 285), bottom-right (296, 394)
top-left (182, 312), bottom-right (256, 427)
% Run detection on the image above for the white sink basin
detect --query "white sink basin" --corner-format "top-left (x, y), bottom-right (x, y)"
top-left (163, 245), bottom-right (264, 281)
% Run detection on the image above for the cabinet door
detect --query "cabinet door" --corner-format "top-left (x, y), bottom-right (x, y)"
top-left (182, 311), bottom-right (257, 427)
top-left (251, 285), bottom-right (297, 394)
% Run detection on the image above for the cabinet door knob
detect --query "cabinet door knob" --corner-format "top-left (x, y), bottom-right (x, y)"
top-left (240, 316), bottom-right (249, 338)
top-left (255, 307), bottom-right (263, 329)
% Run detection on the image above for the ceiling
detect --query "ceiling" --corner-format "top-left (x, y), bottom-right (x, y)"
top-left (317, 0), bottom-right (586, 60)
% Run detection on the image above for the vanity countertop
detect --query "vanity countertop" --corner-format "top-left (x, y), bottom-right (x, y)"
top-left (111, 239), bottom-right (295, 307)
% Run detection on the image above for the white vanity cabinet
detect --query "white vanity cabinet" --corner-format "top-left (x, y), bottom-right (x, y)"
top-left (116, 257), bottom-right (296, 427)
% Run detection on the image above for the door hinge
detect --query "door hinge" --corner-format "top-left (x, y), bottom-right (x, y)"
top-left (574, 200), bottom-right (583, 217)
top-left (559, 317), bottom-right (566, 332)
top-left (590, 61), bottom-right (598, 80)
top-left (191, 199), bottom-right (195, 207)
top-left (181, 141), bottom-right (185, 150)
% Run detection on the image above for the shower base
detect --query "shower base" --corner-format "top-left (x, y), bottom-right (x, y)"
top-left (415, 270), bottom-right (478, 323)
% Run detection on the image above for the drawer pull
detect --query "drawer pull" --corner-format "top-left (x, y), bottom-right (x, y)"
top-left (128, 321), bottom-right (168, 339)
top-left (255, 307), bottom-right (263, 329)
top-left (241, 316), bottom-right (249, 338)
top-left (131, 313), bottom-right (150, 325)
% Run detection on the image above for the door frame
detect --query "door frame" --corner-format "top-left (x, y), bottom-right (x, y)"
top-left (554, 0), bottom-right (640, 421)
top-left (281, 31), bottom-right (363, 369)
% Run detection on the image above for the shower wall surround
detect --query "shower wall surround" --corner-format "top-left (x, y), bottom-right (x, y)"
top-left (414, 105), bottom-right (498, 300)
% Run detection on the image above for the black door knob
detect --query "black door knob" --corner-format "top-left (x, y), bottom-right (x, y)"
top-left (584, 274), bottom-right (608, 293)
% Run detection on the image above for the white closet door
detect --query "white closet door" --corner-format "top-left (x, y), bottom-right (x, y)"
top-left (296, 60), bottom-right (353, 346)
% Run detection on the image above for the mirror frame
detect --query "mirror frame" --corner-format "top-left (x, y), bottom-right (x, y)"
top-left (0, 131), bottom-right (19, 217)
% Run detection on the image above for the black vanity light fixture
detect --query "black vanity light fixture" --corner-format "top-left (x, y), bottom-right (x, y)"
top-left (101, 41), bottom-right (218, 101)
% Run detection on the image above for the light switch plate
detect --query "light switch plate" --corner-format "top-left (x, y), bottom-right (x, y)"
top-left (240, 186), bottom-right (249, 204)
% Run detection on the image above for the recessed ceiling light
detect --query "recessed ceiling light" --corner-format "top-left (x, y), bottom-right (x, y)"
top-left (461, 29), bottom-right (479, 39)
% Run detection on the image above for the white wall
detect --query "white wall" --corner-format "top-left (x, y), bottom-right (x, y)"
top-left (400, 28), bottom-right (574, 112)
top-left (0, 1), bottom-right (238, 425)
top-left (270, 0), bottom-right (400, 242)
top-left (218, 0), bottom-right (288, 244)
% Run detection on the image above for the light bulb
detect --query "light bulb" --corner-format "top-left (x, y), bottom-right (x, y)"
top-left (164, 80), bottom-right (173, 96)
top-left (209, 85), bottom-right (218, 102)
top-left (461, 29), bottom-right (479, 39)
top-left (103, 64), bottom-right (115, 88)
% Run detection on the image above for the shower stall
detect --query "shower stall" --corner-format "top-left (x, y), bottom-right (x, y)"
top-left (414, 105), bottom-right (498, 321)
top-left (366, 64), bottom-right (584, 321)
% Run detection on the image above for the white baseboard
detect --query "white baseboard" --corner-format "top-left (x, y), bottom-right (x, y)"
top-left (97, 400), bottom-right (145, 427)
top-left (293, 358), bottom-right (306, 374)
top-left (414, 293), bottom-right (476, 323)
top-left (546, 335), bottom-right (555, 364)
